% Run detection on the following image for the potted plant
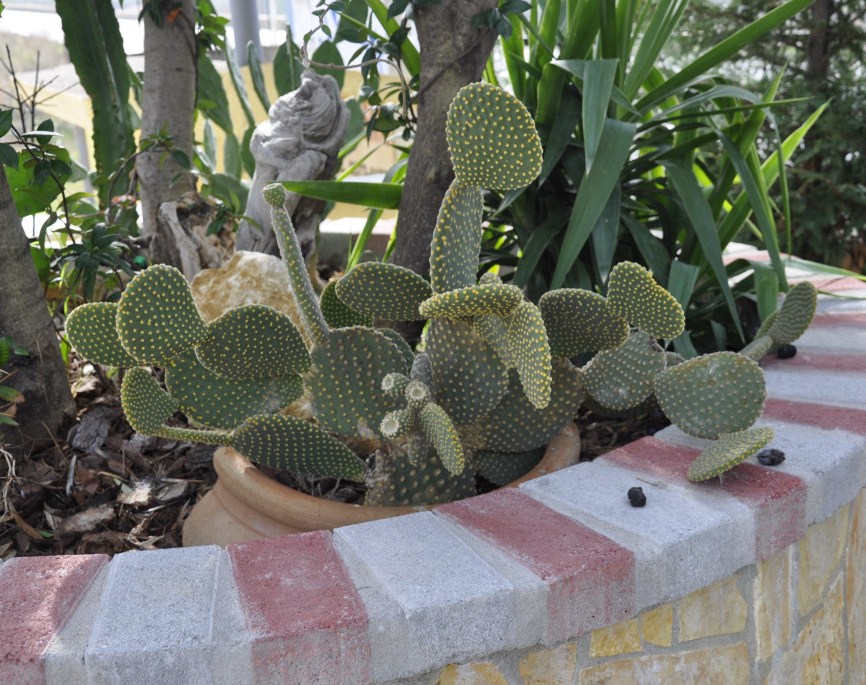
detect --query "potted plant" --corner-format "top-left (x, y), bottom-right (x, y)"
top-left (65, 83), bottom-right (817, 547)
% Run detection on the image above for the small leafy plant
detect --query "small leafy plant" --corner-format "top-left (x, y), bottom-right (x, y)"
top-left (67, 83), bottom-right (817, 504)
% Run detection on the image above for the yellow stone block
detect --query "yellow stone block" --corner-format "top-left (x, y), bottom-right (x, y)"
top-left (579, 643), bottom-right (750, 684)
top-left (589, 619), bottom-right (642, 658)
top-left (640, 604), bottom-right (673, 647)
top-left (754, 545), bottom-right (794, 660)
top-left (517, 644), bottom-right (577, 685)
top-left (764, 575), bottom-right (844, 685)
top-left (679, 575), bottom-right (747, 642)
top-left (847, 488), bottom-right (866, 685)
top-left (437, 663), bottom-right (509, 685)
top-left (798, 504), bottom-right (849, 616)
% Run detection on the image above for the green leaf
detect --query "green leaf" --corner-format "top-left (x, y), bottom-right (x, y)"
top-left (224, 45), bottom-right (255, 127)
top-left (279, 179), bottom-right (402, 209)
top-left (0, 143), bottom-right (18, 169)
top-left (196, 52), bottom-right (234, 132)
top-left (666, 260), bottom-right (700, 310)
top-left (273, 26), bottom-right (303, 94)
top-left (246, 41), bottom-right (271, 111)
top-left (582, 59), bottom-right (618, 172)
top-left (0, 109), bottom-right (12, 137)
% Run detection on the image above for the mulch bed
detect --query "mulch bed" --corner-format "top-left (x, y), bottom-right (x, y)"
top-left (0, 367), bottom-right (668, 560)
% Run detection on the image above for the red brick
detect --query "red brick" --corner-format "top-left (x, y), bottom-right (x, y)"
top-left (764, 398), bottom-right (866, 436)
top-left (812, 313), bottom-right (866, 327)
top-left (0, 555), bottom-right (107, 685)
top-left (602, 437), bottom-right (806, 559)
top-left (228, 531), bottom-right (371, 683)
top-left (808, 276), bottom-right (866, 292)
top-left (438, 489), bottom-right (635, 642)
top-left (761, 352), bottom-right (866, 373)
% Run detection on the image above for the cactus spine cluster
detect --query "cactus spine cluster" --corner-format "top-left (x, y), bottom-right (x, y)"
top-left (66, 82), bottom-right (818, 505)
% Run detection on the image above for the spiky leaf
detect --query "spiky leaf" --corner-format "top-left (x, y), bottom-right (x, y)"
top-left (429, 181), bottom-right (483, 294)
top-left (580, 331), bottom-right (666, 411)
top-left (419, 283), bottom-right (523, 320)
top-left (320, 280), bottom-right (371, 328)
top-left (446, 81), bottom-right (542, 191)
top-left (539, 289), bottom-right (629, 357)
top-left (335, 262), bottom-right (432, 321)
top-left (418, 401), bottom-right (464, 475)
top-left (605, 262), bottom-right (685, 339)
top-left (654, 351), bottom-right (766, 439)
top-left (308, 327), bottom-right (408, 437)
top-left (507, 301), bottom-right (552, 408)
top-left (66, 302), bottom-right (137, 367)
top-left (482, 359), bottom-right (584, 452)
top-left (231, 414), bottom-right (367, 481)
top-left (116, 264), bottom-right (208, 366)
top-left (768, 281), bottom-right (817, 346)
top-left (426, 319), bottom-right (508, 428)
top-left (121, 367), bottom-right (179, 435)
top-left (196, 305), bottom-right (310, 380)
top-left (165, 349), bottom-right (303, 430)
top-left (687, 427), bottom-right (775, 482)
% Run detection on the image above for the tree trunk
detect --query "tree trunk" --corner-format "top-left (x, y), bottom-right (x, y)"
top-left (0, 169), bottom-right (76, 453)
top-left (805, 0), bottom-right (834, 81)
top-left (390, 0), bottom-right (499, 278)
top-left (135, 0), bottom-right (197, 267)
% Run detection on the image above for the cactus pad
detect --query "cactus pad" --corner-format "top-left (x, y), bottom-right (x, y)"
top-left (476, 448), bottom-right (543, 486)
top-left (335, 262), bottom-right (433, 321)
top-left (687, 427), bottom-right (775, 482)
top-left (116, 264), bottom-right (208, 366)
top-left (482, 359), bottom-right (584, 452)
top-left (320, 280), bottom-right (372, 328)
top-left (420, 283), bottom-right (523, 320)
top-left (66, 302), bottom-right (137, 367)
top-left (165, 349), bottom-right (302, 430)
top-left (429, 181), bottom-right (483, 294)
top-left (262, 182), bottom-right (288, 207)
top-left (446, 81), bottom-right (542, 191)
top-left (308, 327), bottom-right (408, 437)
top-left (196, 305), bottom-right (310, 380)
top-left (410, 354), bottom-right (435, 392)
top-left (381, 372), bottom-right (410, 397)
top-left (426, 319), bottom-right (508, 427)
top-left (739, 334), bottom-right (774, 362)
top-left (768, 281), bottom-right (818, 346)
top-left (365, 446), bottom-right (476, 506)
top-left (379, 408), bottom-right (414, 439)
top-left (418, 402), bottom-right (464, 475)
top-left (580, 331), bottom-right (666, 411)
top-left (539, 289), bottom-right (629, 357)
top-left (379, 328), bottom-right (415, 371)
top-left (404, 379), bottom-right (432, 408)
top-left (475, 313), bottom-right (515, 368)
top-left (121, 367), bottom-right (180, 434)
top-left (507, 301), bottom-right (552, 408)
top-left (654, 351), bottom-right (766, 438)
top-left (605, 262), bottom-right (685, 339)
top-left (231, 414), bottom-right (367, 481)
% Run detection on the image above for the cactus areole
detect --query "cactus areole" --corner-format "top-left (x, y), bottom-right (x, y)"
top-left (66, 83), bottom-right (818, 534)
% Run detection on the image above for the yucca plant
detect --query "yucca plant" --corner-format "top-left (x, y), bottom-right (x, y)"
top-left (66, 83), bottom-right (817, 508)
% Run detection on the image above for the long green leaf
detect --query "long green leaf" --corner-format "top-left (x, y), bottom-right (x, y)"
top-left (279, 180), bottom-right (403, 209)
top-left (623, 0), bottom-right (689, 99)
top-left (197, 52), bottom-right (234, 133)
top-left (365, 0), bottom-right (420, 74)
top-left (666, 260), bottom-right (700, 309)
top-left (225, 46), bottom-right (255, 127)
top-left (551, 119), bottom-right (635, 288)
top-left (539, 86), bottom-right (579, 184)
top-left (247, 41), bottom-right (271, 111)
top-left (590, 184), bottom-right (620, 282)
top-left (583, 59), bottom-right (619, 171)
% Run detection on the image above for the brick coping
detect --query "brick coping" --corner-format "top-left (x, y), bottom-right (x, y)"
top-left (2, 287), bottom-right (865, 684)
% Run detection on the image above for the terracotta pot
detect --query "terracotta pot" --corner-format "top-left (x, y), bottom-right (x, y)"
top-left (182, 421), bottom-right (582, 547)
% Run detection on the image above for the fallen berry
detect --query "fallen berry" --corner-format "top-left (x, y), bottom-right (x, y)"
top-left (627, 486), bottom-right (646, 507)
top-left (776, 344), bottom-right (797, 359)
top-left (756, 448), bottom-right (785, 466)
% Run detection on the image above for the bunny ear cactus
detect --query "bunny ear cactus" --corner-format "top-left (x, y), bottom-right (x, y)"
top-left (741, 281), bottom-right (818, 360)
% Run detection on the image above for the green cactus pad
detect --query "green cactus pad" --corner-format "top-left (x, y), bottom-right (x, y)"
top-left (605, 262), bottom-right (685, 340)
top-left (404, 379), bottom-right (431, 408)
top-left (429, 181), bottom-right (483, 294)
top-left (740, 334), bottom-right (774, 362)
top-left (379, 328), bottom-right (415, 371)
top-left (753, 311), bottom-right (778, 342)
top-left (231, 414), bottom-right (367, 481)
top-left (165, 349), bottom-right (303, 430)
top-left (365, 446), bottom-right (476, 506)
top-left (687, 427), bottom-right (775, 482)
top-left (308, 327), bottom-right (408, 437)
top-left (446, 81), bottom-right (543, 191)
top-left (539, 289), bottom-right (629, 357)
top-left (379, 407), bottom-right (415, 439)
top-left (196, 305), bottom-right (310, 380)
top-left (410, 353), bottom-right (435, 391)
top-left (768, 281), bottom-right (818, 346)
top-left (426, 319), bottom-right (508, 428)
top-left (418, 402), bottom-right (464, 475)
top-left (478, 272), bottom-right (503, 285)
top-left (419, 283), bottom-right (524, 320)
top-left (262, 182), bottom-right (288, 207)
top-left (381, 372), bottom-right (410, 397)
top-left (654, 351), bottom-right (766, 439)
top-left (482, 359), bottom-right (584, 452)
top-left (116, 264), bottom-right (208, 366)
top-left (66, 302), bottom-right (138, 367)
top-left (579, 331), bottom-right (666, 412)
top-left (476, 448), bottom-right (543, 486)
top-left (320, 280), bottom-right (372, 328)
top-left (121, 367), bottom-right (180, 434)
top-left (507, 301), bottom-right (552, 409)
top-left (335, 262), bottom-right (433, 321)
top-left (475, 313), bottom-right (515, 368)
